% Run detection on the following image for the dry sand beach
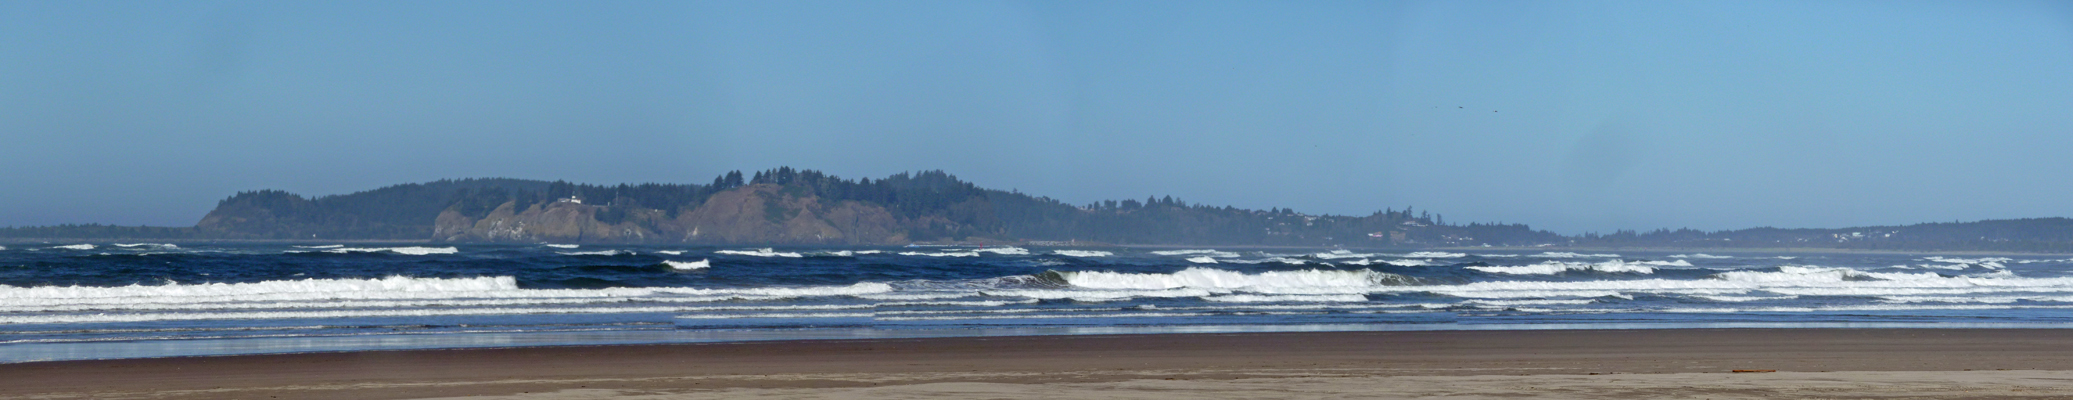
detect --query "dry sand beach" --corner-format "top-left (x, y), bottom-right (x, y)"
top-left (5, 329), bottom-right (2073, 399)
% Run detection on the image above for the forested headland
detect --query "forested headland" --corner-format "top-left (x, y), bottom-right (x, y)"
top-left (4, 167), bottom-right (2072, 252)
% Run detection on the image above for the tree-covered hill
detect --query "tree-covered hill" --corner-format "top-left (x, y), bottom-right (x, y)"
top-left (4, 168), bottom-right (2071, 252)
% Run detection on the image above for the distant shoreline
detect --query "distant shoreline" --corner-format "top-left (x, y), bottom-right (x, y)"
top-left (0, 238), bottom-right (430, 245)
top-left (1437, 245), bottom-right (2073, 257)
top-left (5, 238), bottom-right (2071, 256)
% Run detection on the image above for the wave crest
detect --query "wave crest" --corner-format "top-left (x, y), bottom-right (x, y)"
top-left (1056, 267), bottom-right (1417, 294)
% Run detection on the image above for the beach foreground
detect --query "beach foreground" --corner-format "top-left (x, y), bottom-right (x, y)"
top-left (6, 329), bottom-right (2072, 399)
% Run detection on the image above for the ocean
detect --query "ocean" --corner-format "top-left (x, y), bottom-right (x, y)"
top-left (5, 243), bottom-right (2072, 363)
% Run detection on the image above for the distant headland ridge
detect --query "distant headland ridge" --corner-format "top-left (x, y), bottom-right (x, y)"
top-left (5, 167), bottom-right (2072, 253)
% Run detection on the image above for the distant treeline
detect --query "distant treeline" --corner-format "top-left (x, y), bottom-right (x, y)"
top-left (0, 224), bottom-right (202, 240)
top-left (428, 167), bottom-right (1557, 246)
top-left (1568, 218), bottom-right (2073, 253)
top-left (5, 167), bottom-right (2073, 252)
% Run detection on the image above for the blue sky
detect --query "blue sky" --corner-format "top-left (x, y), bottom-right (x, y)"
top-left (3, 1), bottom-right (2069, 234)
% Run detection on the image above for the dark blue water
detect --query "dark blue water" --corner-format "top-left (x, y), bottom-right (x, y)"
top-left (5, 243), bottom-right (2072, 362)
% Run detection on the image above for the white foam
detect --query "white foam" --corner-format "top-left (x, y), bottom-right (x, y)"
top-left (0, 277), bottom-right (893, 308)
top-left (0, 276), bottom-right (521, 301)
top-left (1202, 294), bottom-right (1368, 303)
top-left (293, 245), bottom-right (344, 249)
top-left (1926, 256), bottom-right (2013, 264)
top-left (1670, 253), bottom-right (1732, 259)
top-left (674, 312), bottom-right (877, 320)
top-left (1463, 299), bottom-right (1597, 306)
top-left (1708, 266), bottom-right (1942, 283)
top-left (4, 306), bottom-right (695, 324)
top-left (1872, 295), bottom-right (2073, 304)
top-left (900, 251), bottom-right (980, 257)
top-left (1058, 267), bottom-right (1409, 294)
top-left (1466, 260), bottom-right (1665, 275)
top-left (7, 305), bottom-right (918, 325)
top-left (1053, 250), bottom-right (1113, 258)
top-left (558, 250), bottom-right (629, 256)
top-left (1922, 256), bottom-right (2010, 270)
top-left (716, 248), bottom-right (804, 258)
top-left (1530, 252), bottom-right (1620, 258)
top-left (1382, 259), bottom-right (1436, 267)
top-left (1186, 256), bottom-right (1219, 264)
top-left (655, 250), bottom-right (685, 255)
top-left (113, 243), bottom-right (178, 249)
top-left (877, 306), bottom-right (1120, 316)
top-left (876, 312), bottom-right (1220, 321)
top-left (1218, 257), bottom-right (1309, 265)
top-left (854, 292), bottom-right (980, 301)
top-left (1400, 252), bottom-right (1467, 258)
top-left (51, 244), bottom-right (95, 251)
top-left (877, 300), bottom-right (1036, 308)
top-left (1651, 304), bottom-right (2073, 314)
top-left (1152, 249), bottom-right (1240, 258)
top-left (974, 247), bottom-right (1030, 255)
top-left (981, 288), bottom-right (1218, 301)
top-left (1312, 250), bottom-right (1379, 259)
top-left (327, 247), bottom-right (459, 255)
top-left (1380, 264), bottom-right (2073, 301)
top-left (665, 260), bottom-right (710, 270)
top-left (543, 244), bottom-right (579, 249)
top-left (1693, 294), bottom-right (1799, 302)
top-left (0, 295), bottom-right (754, 313)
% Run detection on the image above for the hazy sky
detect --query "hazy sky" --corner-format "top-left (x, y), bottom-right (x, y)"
top-left (4, 1), bottom-right (2070, 234)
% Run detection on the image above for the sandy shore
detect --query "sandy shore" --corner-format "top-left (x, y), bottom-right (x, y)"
top-left (5, 329), bottom-right (2073, 399)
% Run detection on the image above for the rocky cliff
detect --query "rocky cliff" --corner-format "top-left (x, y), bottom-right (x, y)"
top-left (432, 184), bottom-right (909, 245)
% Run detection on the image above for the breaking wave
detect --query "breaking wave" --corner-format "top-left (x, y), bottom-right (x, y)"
top-left (1152, 249), bottom-right (1241, 258)
top-left (0, 277), bottom-right (897, 320)
top-left (326, 247), bottom-right (459, 255)
top-left (1055, 267), bottom-right (1418, 294)
top-left (1053, 250), bottom-right (1113, 258)
top-left (558, 250), bottom-right (630, 256)
top-left (717, 248), bottom-right (803, 258)
top-left (1530, 252), bottom-right (1620, 258)
top-left (974, 247), bottom-right (1030, 255)
top-left (1313, 250), bottom-right (1378, 259)
top-left (1202, 294), bottom-right (1369, 303)
top-left (665, 260), bottom-right (710, 270)
top-left (1466, 260), bottom-right (1680, 275)
top-left (900, 251), bottom-right (979, 257)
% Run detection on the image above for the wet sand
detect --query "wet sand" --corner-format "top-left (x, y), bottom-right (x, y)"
top-left (5, 329), bottom-right (2073, 399)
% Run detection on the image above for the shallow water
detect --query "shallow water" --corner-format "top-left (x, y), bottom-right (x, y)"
top-left (4, 243), bottom-right (2071, 362)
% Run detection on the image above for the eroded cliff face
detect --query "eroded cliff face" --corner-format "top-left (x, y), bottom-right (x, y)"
top-left (669, 185), bottom-right (903, 245)
top-left (432, 184), bottom-right (905, 244)
top-left (433, 201), bottom-right (659, 243)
